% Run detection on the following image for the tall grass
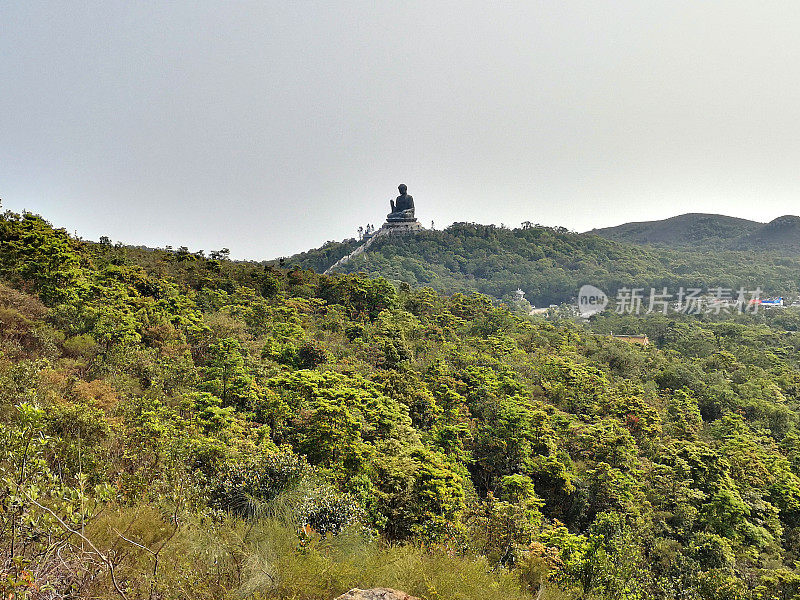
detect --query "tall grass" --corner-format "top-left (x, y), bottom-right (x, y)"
top-left (73, 505), bottom-right (571, 600)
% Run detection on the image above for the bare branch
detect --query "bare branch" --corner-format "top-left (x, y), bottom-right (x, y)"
top-left (23, 492), bottom-right (129, 600)
top-left (113, 528), bottom-right (156, 556)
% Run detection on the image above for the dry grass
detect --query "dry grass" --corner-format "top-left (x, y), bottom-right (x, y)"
top-left (57, 507), bottom-right (571, 600)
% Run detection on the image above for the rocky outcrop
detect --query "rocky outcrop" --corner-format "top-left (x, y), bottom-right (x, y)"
top-left (334, 588), bottom-right (420, 600)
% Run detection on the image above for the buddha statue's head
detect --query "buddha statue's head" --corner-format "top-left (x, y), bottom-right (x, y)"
top-left (398, 184), bottom-right (407, 194)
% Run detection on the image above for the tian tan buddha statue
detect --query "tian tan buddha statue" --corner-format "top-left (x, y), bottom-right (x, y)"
top-left (387, 184), bottom-right (416, 222)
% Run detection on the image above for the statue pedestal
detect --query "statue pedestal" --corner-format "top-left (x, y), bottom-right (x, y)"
top-left (380, 220), bottom-right (423, 236)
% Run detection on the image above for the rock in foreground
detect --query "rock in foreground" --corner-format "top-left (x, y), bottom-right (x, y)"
top-left (334, 589), bottom-right (420, 600)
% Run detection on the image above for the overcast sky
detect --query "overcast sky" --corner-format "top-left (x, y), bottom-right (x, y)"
top-left (3, 2), bottom-right (800, 259)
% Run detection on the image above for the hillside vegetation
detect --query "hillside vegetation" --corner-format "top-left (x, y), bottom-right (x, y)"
top-left (590, 213), bottom-right (762, 248)
top-left (291, 222), bottom-right (800, 306)
top-left (2, 209), bottom-right (800, 599)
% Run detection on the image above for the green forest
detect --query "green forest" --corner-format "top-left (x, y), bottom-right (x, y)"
top-left (3, 209), bottom-right (800, 599)
top-left (290, 223), bottom-right (800, 306)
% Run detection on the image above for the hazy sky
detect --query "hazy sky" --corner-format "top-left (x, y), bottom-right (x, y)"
top-left (3, 2), bottom-right (800, 259)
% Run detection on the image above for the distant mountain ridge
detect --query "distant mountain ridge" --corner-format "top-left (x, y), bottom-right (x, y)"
top-left (590, 213), bottom-right (800, 251)
top-left (741, 215), bottom-right (800, 250)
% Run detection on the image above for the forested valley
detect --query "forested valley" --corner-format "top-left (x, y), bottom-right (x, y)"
top-left (3, 209), bottom-right (800, 599)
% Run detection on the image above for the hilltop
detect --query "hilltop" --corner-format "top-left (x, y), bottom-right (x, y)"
top-left (741, 215), bottom-right (800, 250)
top-left (589, 213), bottom-right (762, 247)
top-left (591, 212), bottom-right (800, 252)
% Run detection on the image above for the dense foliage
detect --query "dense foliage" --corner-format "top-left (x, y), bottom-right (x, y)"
top-left (292, 222), bottom-right (800, 306)
top-left (2, 209), bottom-right (800, 599)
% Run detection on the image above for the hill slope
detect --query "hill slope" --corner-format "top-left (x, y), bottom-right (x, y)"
top-left (286, 222), bottom-right (800, 306)
top-left (4, 208), bottom-right (800, 597)
top-left (591, 212), bottom-right (800, 252)
top-left (740, 215), bottom-right (800, 251)
top-left (589, 213), bottom-right (762, 247)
